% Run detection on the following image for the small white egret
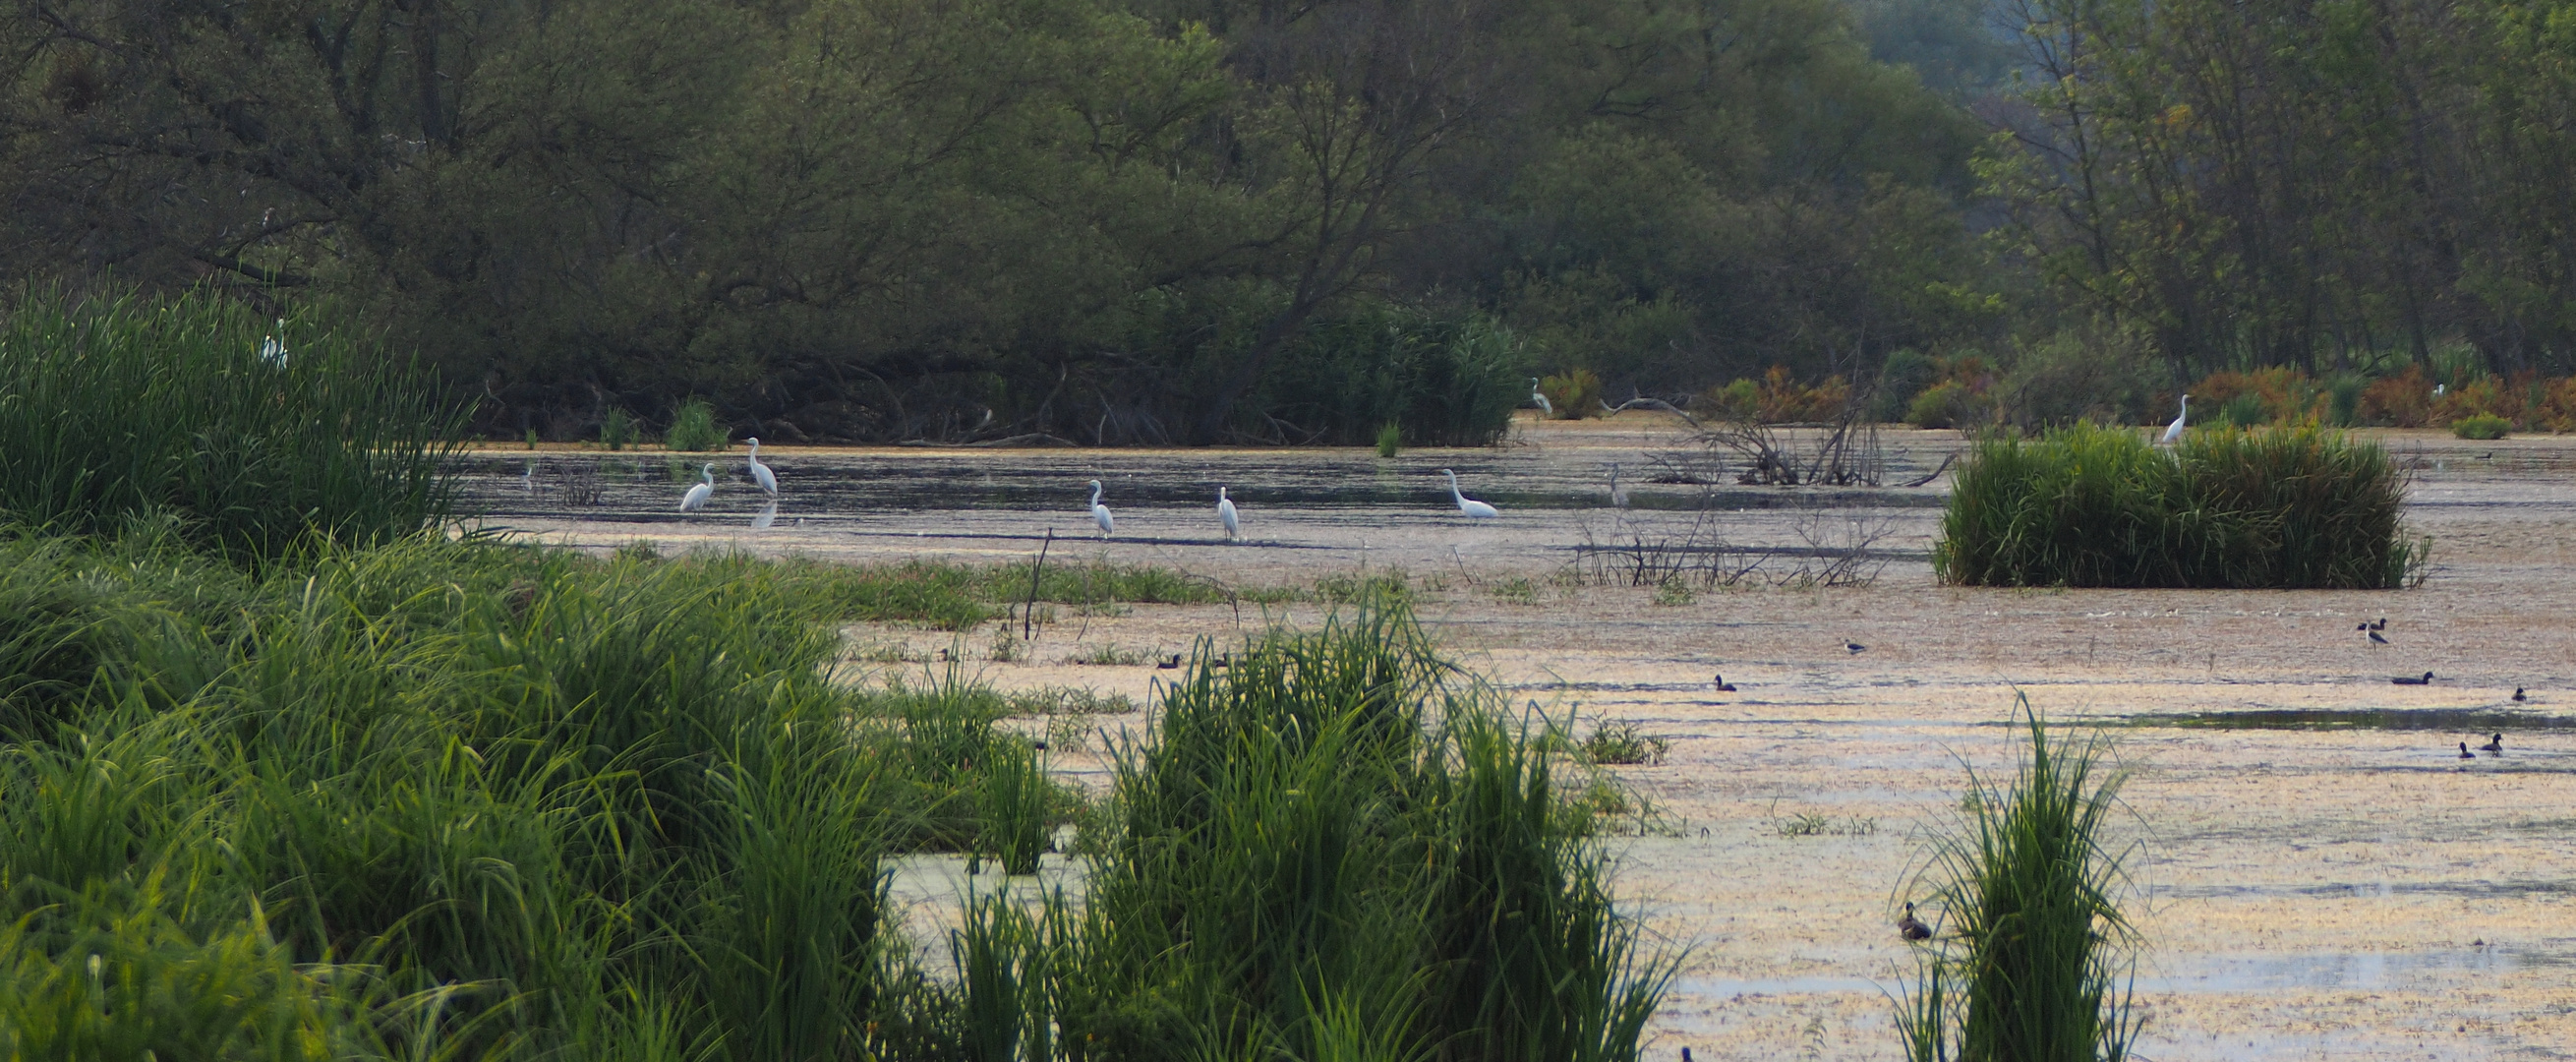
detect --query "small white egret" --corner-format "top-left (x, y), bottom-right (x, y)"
top-left (521, 459), bottom-right (536, 495)
top-left (2160, 393), bottom-right (2190, 445)
top-left (744, 437), bottom-right (780, 496)
top-left (1608, 462), bottom-right (1628, 508)
top-left (679, 463), bottom-right (715, 511)
top-left (2432, 383), bottom-right (2447, 398)
top-left (1529, 378), bottom-right (1553, 418)
top-left (1088, 480), bottom-right (1115, 538)
top-left (1216, 487), bottom-right (1240, 542)
top-left (751, 500), bottom-right (779, 530)
top-left (1440, 468), bottom-right (1498, 519)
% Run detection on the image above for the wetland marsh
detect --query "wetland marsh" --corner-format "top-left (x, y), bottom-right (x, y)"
top-left (476, 416), bottom-right (2576, 1061)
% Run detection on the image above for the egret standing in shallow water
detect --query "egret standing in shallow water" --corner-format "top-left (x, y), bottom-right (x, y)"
top-left (744, 438), bottom-right (780, 496)
top-left (1088, 480), bottom-right (1115, 538)
top-left (1216, 487), bottom-right (1240, 542)
top-left (1529, 378), bottom-right (1552, 418)
top-left (678, 463), bottom-right (715, 511)
top-left (1608, 463), bottom-right (1629, 508)
top-left (2161, 394), bottom-right (2191, 444)
top-left (1439, 469), bottom-right (1498, 519)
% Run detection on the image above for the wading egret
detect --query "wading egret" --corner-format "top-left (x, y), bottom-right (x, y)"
top-left (522, 459), bottom-right (536, 495)
top-left (679, 463), bottom-right (715, 511)
top-left (751, 500), bottom-right (778, 530)
top-left (1439, 469), bottom-right (1497, 519)
top-left (1088, 480), bottom-right (1115, 538)
top-left (2160, 394), bottom-right (2190, 444)
top-left (1529, 378), bottom-right (1552, 417)
top-left (1608, 463), bottom-right (1628, 508)
top-left (1216, 487), bottom-right (1239, 541)
top-left (745, 437), bottom-right (780, 496)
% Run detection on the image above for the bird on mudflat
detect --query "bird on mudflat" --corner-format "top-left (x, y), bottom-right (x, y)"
top-left (2371, 618), bottom-right (2388, 630)
top-left (2369, 630), bottom-right (2389, 646)
top-left (2458, 741), bottom-right (2476, 760)
top-left (1713, 674), bottom-right (1737, 693)
top-left (2480, 734), bottom-right (2503, 753)
top-left (1898, 902), bottom-right (1933, 941)
top-left (2393, 672), bottom-right (2434, 685)
top-left (1440, 469), bottom-right (1499, 519)
top-left (1155, 653), bottom-right (1182, 670)
top-left (1846, 641), bottom-right (1867, 655)
top-left (2512, 687), bottom-right (2527, 702)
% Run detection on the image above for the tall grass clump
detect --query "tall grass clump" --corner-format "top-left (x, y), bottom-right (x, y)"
top-left (0, 290), bottom-right (463, 561)
top-left (667, 397), bottom-right (729, 451)
top-left (0, 534), bottom-right (964, 1060)
top-left (1934, 422), bottom-right (2426, 588)
top-left (1054, 599), bottom-right (1670, 1060)
top-left (1897, 700), bottom-right (2140, 1062)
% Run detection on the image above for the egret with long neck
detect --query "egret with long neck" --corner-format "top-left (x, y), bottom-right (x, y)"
top-left (1440, 469), bottom-right (1498, 519)
top-left (679, 463), bottom-right (715, 511)
top-left (1216, 487), bottom-right (1240, 542)
top-left (1089, 480), bottom-right (1115, 538)
top-left (744, 437), bottom-right (780, 496)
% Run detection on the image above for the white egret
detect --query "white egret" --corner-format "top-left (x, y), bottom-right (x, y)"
top-left (521, 459), bottom-right (536, 495)
top-left (2160, 394), bottom-right (2190, 444)
top-left (1529, 378), bottom-right (1552, 418)
top-left (1216, 487), bottom-right (1240, 542)
top-left (259, 333), bottom-right (287, 366)
top-left (1439, 469), bottom-right (1498, 519)
top-left (1088, 480), bottom-right (1115, 538)
top-left (678, 463), bottom-right (715, 511)
top-left (751, 500), bottom-right (779, 530)
top-left (744, 437), bottom-right (780, 496)
top-left (1608, 463), bottom-right (1628, 508)
top-left (2432, 383), bottom-right (2446, 398)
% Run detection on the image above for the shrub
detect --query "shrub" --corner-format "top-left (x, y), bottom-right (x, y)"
top-left (2360, 366), bottom-right (2435, 427)
top-left (1376, 421), bottom-right (1402, 457)
top-left (1897, 701), bottom-right (2141, 1062)
top-left (666, 397), bottom-right (729, 451)
top-left (0, 289), bottom-right (462, 562)
top-left (600, 406), bottom-right (635, 449)
top-left (1539, 368), bottom-right (1605, 419)
top-left (1259, 305), bottom-right (1526, 446)
top-left (1062, 602), bottom-right (1671, 1058)
top-left (2328, 376), bottom-right (2365, 427)
top-left (2218, 392), bottom-right (2268, 428)
top-left (2452, 413), bottom-right (2509, 440)
top-left (1908, 381), bottom-right (1979, 429)
top-left (1873, 348), bottom-right (1941, 421)
top-left (1934, 423), bottom-right (2426, 588)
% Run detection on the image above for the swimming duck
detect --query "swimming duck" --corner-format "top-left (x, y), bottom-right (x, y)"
top-left (1713, 674), bottom-right (1737, 693)
top-left (1155, 653), bottom-right (1182, 670)
top-left (1845, 641), bottom-right (1867, 655)
top-left (2458, 741), bottom-right (2476, 760)
top-left (2480, 734), bottom-right (2503, 753)
top-left (2512, 687), bottom-right (2527, 702)
top-left (1898, 902), bottom-right (1933, 941)
top-left (2393, 672), bottom-right (2434, 685)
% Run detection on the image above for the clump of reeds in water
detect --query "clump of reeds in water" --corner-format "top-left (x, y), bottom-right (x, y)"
top-left (1933, 422), bottom-right (2427, 588)
top-left (1897, 699), bottom-right (2141, 1062)
top-left (0, 289), bottom-right (463, 562)
top-left (1052, 597), bottom-right (1671, 1060)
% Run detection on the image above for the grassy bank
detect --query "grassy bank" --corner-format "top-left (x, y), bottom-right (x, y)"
top-left (1933, 424), bottom-right (2425, 589)
top-left (0, 529), bottom-right (1661, 1058)
top-left (0, 290), bottom-right (461, 563)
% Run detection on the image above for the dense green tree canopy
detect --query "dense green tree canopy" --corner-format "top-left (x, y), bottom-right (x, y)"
top-left (0, 0), bottom-right (1986, 441)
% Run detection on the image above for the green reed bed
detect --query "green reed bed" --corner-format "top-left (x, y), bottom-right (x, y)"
top-left (1934, 423), bottom-right (2426, 588)
top-left (0, 290), bottom-right (463, 563)
top-left (1898, 702), bottom-right (2140, 1062)
top-left (0, 530), bottom-right (1653, 1060)
top-left (1054, 601), bottom-right (1671, 1061)
top-left (0, 534), bottom-right (1059, 1060)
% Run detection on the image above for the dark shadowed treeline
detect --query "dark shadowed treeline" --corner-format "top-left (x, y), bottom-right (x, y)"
top-left (1986, 0), bottom-right (2576, 383)
top-left (0, 0), bottom-right (1981, 442)
top-left (6, 0), bottom-right (2573, 442)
